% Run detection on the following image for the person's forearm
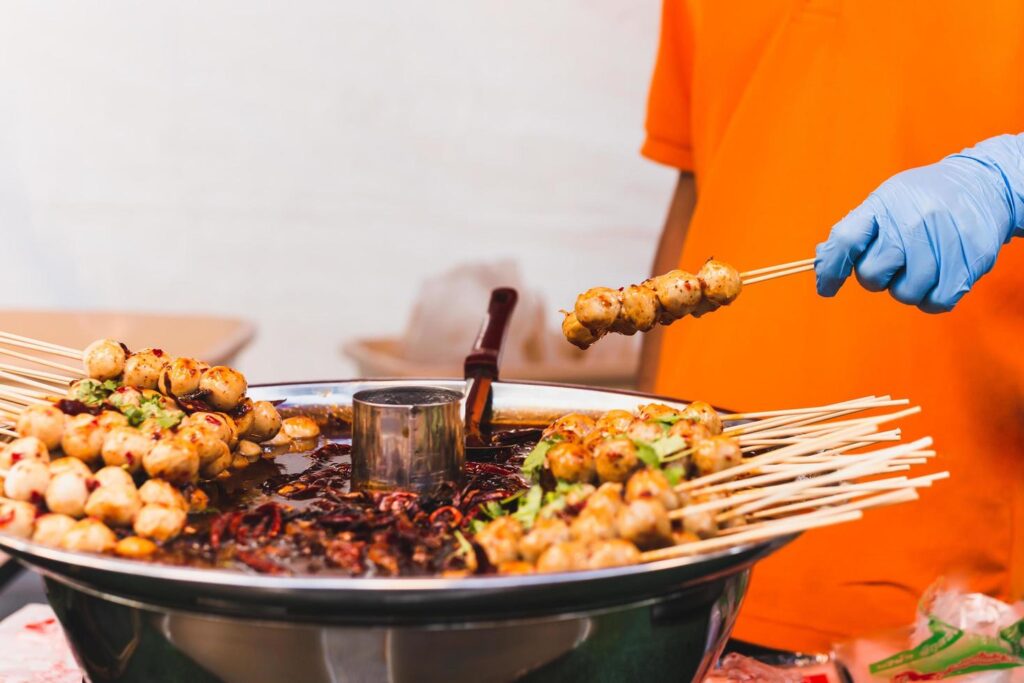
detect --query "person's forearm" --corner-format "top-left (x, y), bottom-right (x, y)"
top-left (638, 172), bottom-right (696, 392)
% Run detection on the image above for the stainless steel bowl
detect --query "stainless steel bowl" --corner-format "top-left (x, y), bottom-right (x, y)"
top-left (0, 380), bottom-right (793, 683)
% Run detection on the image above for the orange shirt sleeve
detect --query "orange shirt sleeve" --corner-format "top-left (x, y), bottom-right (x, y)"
top-left (641, 0), bottom-right (695, 170)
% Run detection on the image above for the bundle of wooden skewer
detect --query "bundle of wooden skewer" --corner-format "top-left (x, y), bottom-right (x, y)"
top-left (0, 331), bottom-right (86, 434)
top-left (641, 395), bottom-right (943, 563)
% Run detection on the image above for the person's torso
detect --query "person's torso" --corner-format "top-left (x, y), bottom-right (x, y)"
top-left (655, 0), bottom-right (1024, 650)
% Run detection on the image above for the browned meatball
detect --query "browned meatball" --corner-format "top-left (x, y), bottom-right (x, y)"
top-left (584, 482), bottom-right (625, 517)
top-left (569, 509), bottom-right (616, 543)
top-left (474, 517), bottom-right (524, 566)
top-left (518, 517), bottom-right (571, 563)
top-left (615, 498), bottom-right (672, 549)
top-left (680, 401), bottom-right (723, 435)
top-left (667, 419), bottom-right (712, 447)
top-left (680, 509), bottom-right (718, 538)
top-left (535, 541), bottom-right (589, 573)
top-left (586, 539), bottom-right (642, 569)
top-left (593, 438), bottom-right (640, 483)
top-left (574, 287), bottom-right (622, 332)
top-left (625, 468), bottom-right (680, 510)
top-left (612, 284), bottom-right (659, 334)
top-left (648, 270), bottom-right (703, 320)
top-left (697, 259), bottom-right (742, 305)
top-left (594, 409), bottom-right (633, 436)
top-left (542, 413), bottom-right (597, 442)
top-left (545, 442), bottom-right (596, 483)
top-left (625, 418), bottom-right (665, 444)
top-left (636, 403), bottom-right (681, 422)
top-left (562, 312), bottom-right (604, 350)
top-left (693, 435), bottom-right (742, 476)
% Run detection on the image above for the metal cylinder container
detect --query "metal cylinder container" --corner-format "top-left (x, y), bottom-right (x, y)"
top-left (351, 385), bottom-right (464, 493)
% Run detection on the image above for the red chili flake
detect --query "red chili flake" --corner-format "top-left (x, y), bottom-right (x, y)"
top-left (86, 478), bottom-right (100, 492)
top-left (25, 618), bottom-right (55, 632)
top-left (429, 506), bottom-right (463, 528)
top-left (153, 349), bottom-right (164, 357)
top-left (125, 452), bottom-right (135, 465)
top-left (0, 510), bottom-right (14, 526)
top-left (10, 452), bottom-right (22, 464)
top-left (205, 415), bottom-right (221, 425)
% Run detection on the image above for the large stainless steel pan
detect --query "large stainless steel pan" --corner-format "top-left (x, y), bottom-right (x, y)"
top-left (0, 379), bottom-right (794, 683)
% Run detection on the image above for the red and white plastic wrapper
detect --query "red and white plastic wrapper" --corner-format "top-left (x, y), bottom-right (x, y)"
top-left (835, 581), bottom-right (1024, 682)
top-left (0, 603), bottom-right (81, 683)
top-left (705, 653), bottom-right (844, 682)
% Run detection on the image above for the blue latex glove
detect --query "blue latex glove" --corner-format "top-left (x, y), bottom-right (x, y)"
top-left (815, 133), bottom-right (1024, 312)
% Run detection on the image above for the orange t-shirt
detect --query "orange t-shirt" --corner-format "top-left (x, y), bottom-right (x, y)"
top-left (643, 0), bottom-right (1024, 652)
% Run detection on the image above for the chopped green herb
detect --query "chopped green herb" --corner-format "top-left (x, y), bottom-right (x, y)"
top-left (652, 435), bottom-right (689, 459)
top-left (468, 519), bottom-right (488, 534)
top-left (663, 465), bottom-right (684, 486)
top-left (654, 414), bottom-right (682, 426)
top-left (634, 441), bottom-right (661, 468)
top-left (511, 485), bottom-right (544, 528)
top-left (522, 440), bottom-right (555, 481)
top-left (453, 530), bottom-right (473, 558)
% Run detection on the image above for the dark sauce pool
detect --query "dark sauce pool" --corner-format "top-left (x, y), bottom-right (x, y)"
top-left (155, 420), bottom-right (540, 577)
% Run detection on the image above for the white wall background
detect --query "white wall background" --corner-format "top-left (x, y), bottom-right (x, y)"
top-left (0, 1), bottom-right (674, 382)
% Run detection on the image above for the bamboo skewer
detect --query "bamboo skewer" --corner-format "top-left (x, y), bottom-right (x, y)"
top-left (737, 258), bottom-right (815, 279)
top-left (0, 347), bottom-right (83, 376)
top-left (0, 363), bottom-right (76, 385)
top-left (741, 263), bottom-right (815, 286)
top-left (642, 510), bottom-right (864, 562)
top-left (0, 336), bottom-right (83, 360)
top-left (0, 332), bottom-right (83, 358)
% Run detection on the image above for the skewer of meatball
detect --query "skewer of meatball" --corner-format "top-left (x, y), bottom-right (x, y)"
top-left (473, 402), bottom-right (744, 573)
top-left (563, 259), bottom-right (742, 349)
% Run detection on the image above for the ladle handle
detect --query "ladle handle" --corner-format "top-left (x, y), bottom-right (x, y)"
top-left (464, 288), bottom-right (518, 382)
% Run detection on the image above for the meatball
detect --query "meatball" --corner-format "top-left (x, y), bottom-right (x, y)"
top-left (698, 259), bottom-right (742, 305)
top-left (48, 457), bottom-right (92, 478)
top-left (518, 517), bottom-right (571, 563)
top-left (248, 401), bottom-right (282, 442)
top-left (176, 425), bottom-right (227, 467)
top-left (183, 412), bottom-right (233, 444)
top-left (536, 541), bottom-right (589, 573)
top-left (615, 498), bottom-right (672, 549)
top-left (85, 484), bottom-right (141, 527)
top-left (157, 357), bottom-right (207, 396)
top-left (0, 500), bottom-right (37, 538)
top-left (625, 468), bottom-right (680, 510)
top-left (44, 471), bottom-right (90, 517)
top-left (236, 439), bottom-right (262, 460)
top-left (115, 536), bottom-right (158, 559)
top-left (16, 404), bottom-right (65, 450)
top-left (199, 366), bottom-right (248, 411)
top-left (570, 509), bottom-right (616, 543)
top-left (587, 539), bottom-right (641, 569)
top-left (636, 403), bottom-right (682, 422)
top-left (542, 413), bottom-right (596, 442)
top-left (680, 509), bottom-right (718, 538)
top-left (574, 287), bottom-right (621, 332)
top-left (474, 516), bottom-right (523, 566)
top-left (693, 435), bottom-right (743, 476)
top-left (61, 414), bottom-right (104, 463)
top-left (594, 409), bottom-right (633, 437)
top-left (138, 479), bottom-right (187, 511)
top-left (143, 439), bottom-right (199, 484)
top-left (121, 348), bottom-right (168, 390)
top-left (3, 459), bottom-right (51, 502)
top-left (32, 513), bottom-right (76, 547)
top-left (545, 442), bottom-right (596, 483)
top-left (680, 401), bottom-right (723, 435)
top-left (690, 297), bottom-right (720, 318)
top-left (585, 482), bottom-right (625, 518)
top-left (611, 285), bottom-right (660, 334)
top-left (82, 339), bottom-right (127, 381)
top-left (92, 466), bottom-right (134, 490)
top-left (106, 386), bottom-right (142, 411)
top-left (625, 418), bottom-right (665, 444)
top-left (62, 518), bottom-right (117, 553)
top-left (1, 436), bottom-right (50, 469)
top-left (648, 270), bottom-right (702, 319)
top-left (561, 312), bottom-right (603, 350)
top-left (97, 410), bottom-right (129, 435)
top-left (232, 399), bottom-right (255, 437)
top-left (200, 441), bottom-right (232, 479)
top-left (281, 416), bottom-right (320, 440)
top-left (667, 419), bottom-right (712, 447)
top-left (133, 504), bottom-right (187, 541)
top-left (593, 438), bottom-right (640, 483)
top-left (497, 561), bottom-right (535, 575)
top-left (101, 426), bottom-right (152, 472)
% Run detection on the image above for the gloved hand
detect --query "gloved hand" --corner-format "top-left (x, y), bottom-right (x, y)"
top-left (815, 133), bottom-right (1024, 312)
